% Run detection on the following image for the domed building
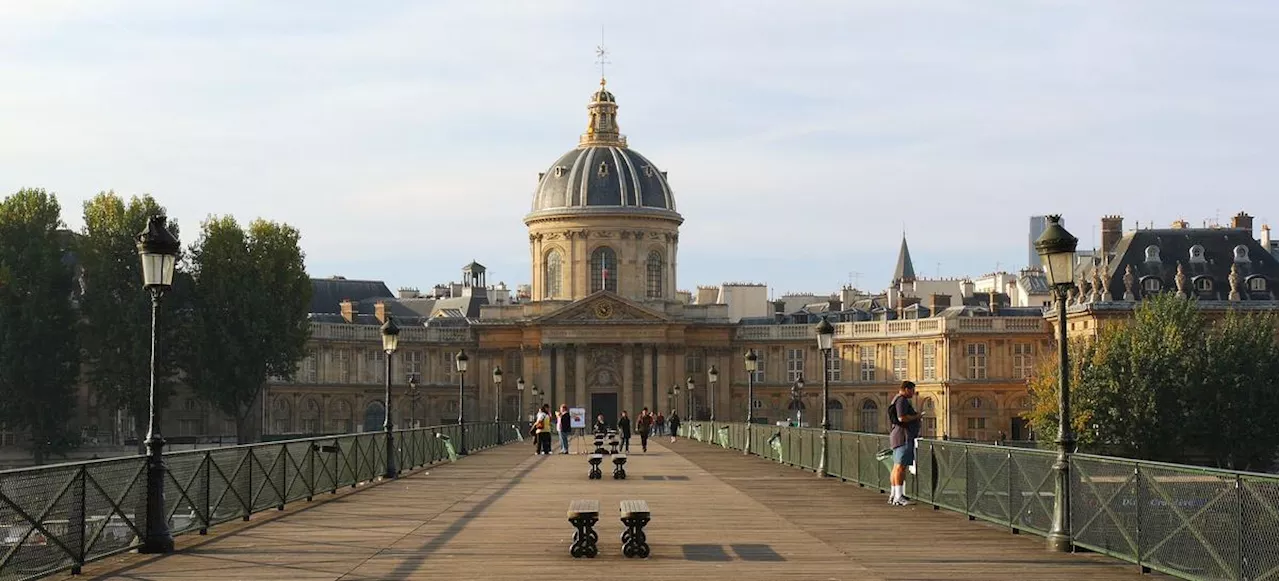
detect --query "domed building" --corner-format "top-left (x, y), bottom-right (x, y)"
top-left (526, 80), bottom-right (682, 302)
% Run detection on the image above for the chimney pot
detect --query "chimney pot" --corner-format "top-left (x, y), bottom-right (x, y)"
top-left (1230, 211), bottom-right (1254, 232)
top-left (1100, 215), bottom-right (1124, 252)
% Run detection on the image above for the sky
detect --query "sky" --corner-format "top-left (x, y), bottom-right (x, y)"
top-left (2, 1), bottom-right (1276, 296)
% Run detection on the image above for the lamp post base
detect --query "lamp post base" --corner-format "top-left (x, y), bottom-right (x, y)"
top-left (1046, 533), bottom-right (1072, 552)
top-left (140, 434), bottom-right (173, 554)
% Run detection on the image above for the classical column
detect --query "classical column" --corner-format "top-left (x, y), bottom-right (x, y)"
top-left (655, 347), bottom-right (669, 413)
top-left (669, 348), bottom-right (683, 416)
top-left (575, 347), bottom-right (587, 408)
top-left (554, 348), bottom-right (566, 407)
top-left (642, 347), bottom-right (654, 411)
top-left (622, 347), bottom-right (634, 416)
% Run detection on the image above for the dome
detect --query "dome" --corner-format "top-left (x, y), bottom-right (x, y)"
top-left (531, 146), bottom-right (675, 213)
top-left (527, 79), bottom-right (679, 218)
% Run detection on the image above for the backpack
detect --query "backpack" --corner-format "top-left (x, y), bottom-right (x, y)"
top-left (887, 396), bottom-right (902, 428)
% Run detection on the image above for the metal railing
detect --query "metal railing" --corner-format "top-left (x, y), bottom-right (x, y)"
top-left (0, 421), bottom-right (519, 581)
top-left (680, 421), bottom-right (1279, 581)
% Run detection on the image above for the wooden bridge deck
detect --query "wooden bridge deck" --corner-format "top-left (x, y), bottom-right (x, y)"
top-left (61, 437), bottom-right (1167, 580)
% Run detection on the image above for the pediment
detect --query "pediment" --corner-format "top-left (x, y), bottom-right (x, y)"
top-left (535, 291), bottom-right (671, 325)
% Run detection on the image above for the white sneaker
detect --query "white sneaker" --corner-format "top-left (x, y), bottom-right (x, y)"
top-left (891, 498), bottom-right (912, 506)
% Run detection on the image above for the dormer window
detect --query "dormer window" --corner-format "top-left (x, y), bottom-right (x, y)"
top-left (1233, 245), bottom-right (1250, 262)
top-left (1248, 276), bottom-right (1267, 292)
top-left (1189, 245), bottom-right (1206, 263)
top-left (553, 166), bottom-right (566, 178)
top-left (1144, 245), bottom-right (1161, 263)
top-left (1142, 277), bottom-right (1161, 293)
top-left (597, 161), bottom-right (609, 177)
top-left (1193, 277), bottom-right (1213, 292)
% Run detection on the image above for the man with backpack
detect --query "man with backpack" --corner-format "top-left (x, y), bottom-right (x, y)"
top-left (888, 380), bottom-right (924, 506)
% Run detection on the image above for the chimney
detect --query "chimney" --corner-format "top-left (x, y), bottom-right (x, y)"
top-left (1100, 215), bottom-right (1123, 253)
top-left (340, 299), bottom-right (356, 323)
top-left (1262, 224), bottom-right (1272, 248)
top-left (1171, 219), bottom-right (1189, 229)
top-left (1231, 211), bottom-right (1254, 232)
top-left (773, 299), bottom-right (786, 322)
top-left (960, 279), bottom-right (975, 298)
top-left (927, 293), bottom-right (951, 317)
top-left (988, 290), bottom-right (999, 312)
top-left (828, 298), bottom-right (842, 313)
top-left (374, 301), bottom-right (388, 323)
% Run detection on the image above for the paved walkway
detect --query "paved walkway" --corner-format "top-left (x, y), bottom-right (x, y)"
top-left (62, 437), bottom-right (1165, 580)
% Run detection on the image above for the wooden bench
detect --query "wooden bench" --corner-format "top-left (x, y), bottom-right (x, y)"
top-left (611, 453), bottom-right (628, 479)
top-left (587, 454), bottom-right (604, 479)
top-left (619, 499), bottom-right (651, 558)
top-left (567, 500), bottom-right (600, 558)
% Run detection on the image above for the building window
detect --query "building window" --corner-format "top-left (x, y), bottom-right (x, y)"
top-left (1189, 244), bottom-right (1206, 263)
top-left (337, 350), bottom-right (352, 383)
top-left (859, 346), bottom-right (875, 382)
top-left (1142, 277), bottom-right (1161, 293)
top-left (749, 354), bottom-right (767, 384)
top-left (271, 398), bottom-right (291, 434)
top-left (892, 345), bottom-right (907, 380)
top-left (406, 350), bottom-right (422, 376)
top-left (966, 417), bottom-right (987, 430)
top-left (859, 399), bottom-right (879, 433)
top-left (824, 348), bottom-right (841, 382)
top-left (300, 398), bottom-right (321, 433)
top-left (922, 343), bottom-right (937, 381)
top-left (302, 355), bottom-right (317, 383)
top-left (544, 250), bottom-right (563, 298)
top-left (786, 349), bottom-right (805, 383)
top-left (366, 349), bottom-right (385, 383)
top-left (645, 251), bottom-right (664, 298)
top-left (1233, 245), bottom-right (1250, 262)
top-left (920, 398), bottom-right (936, 437)
top-left (1248, 277), bottom-right (1267, 291)
top-left (441, 350), bottom-right (456, 381)
top-left (177, 419), bottom-right (201, 436)
top-left (685, 350), bottom-right (704, 375)
top-left (966, 343), bottom-right (987, 379)
top-left (967, 397), bottom-right (983, 409)
top-left (1144, 245), bottom-right (1160, 263)
top-left (330, 401), bottom-right (353, 433)
top-left (1194, 277), bottom-right (1213, 292)
top-left (590, 246), bottom-right (618, 293)
top-left (1013, 343), bottom-right (1034, 379)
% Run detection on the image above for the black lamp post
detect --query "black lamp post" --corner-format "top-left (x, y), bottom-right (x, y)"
top-left (671, 384), bottom-right (680, 419)
top-left (1035, 214), bottom-right (1079, 552)
top-left (455, 350), bottom-right (469, 455)
top-left (815, 316), bottom-right (834, 477)
top-left (136, 215), bottom-right (178, 554)
top-left (381, 317), bottom-right (400, 478)
top-left (668, 386), bottom-right (676, 417)
top-left (531, 385), bottom-right (540, 418)
top-left (707, 365), bottom-right (718, 422)
top-left (407, 373), bottom-right (420, 429)
top-left (744, 349), bottom-right (758, 455)
top-left (686, 376), bottom-right (695, 419)
top-left (516, 377), bottom-right (525, 424)
top-left (492, 365), bottom-right (503, 423)
top-left (790, 376), bottom-right (805, 427)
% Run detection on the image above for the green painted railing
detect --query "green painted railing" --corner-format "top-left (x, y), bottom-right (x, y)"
top-left (679, 421), bottom-right (1279, 581)
top-left (0, 421), bottom-right (521, 581)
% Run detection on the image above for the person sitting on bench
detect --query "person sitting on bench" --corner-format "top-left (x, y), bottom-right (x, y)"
top-left (592, 413), bottom-right (608, 434)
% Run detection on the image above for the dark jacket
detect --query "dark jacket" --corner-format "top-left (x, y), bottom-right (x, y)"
top-left (592, 420), bottom-right (607, 433)
top-left (618, 416), bottom-right (632, 436)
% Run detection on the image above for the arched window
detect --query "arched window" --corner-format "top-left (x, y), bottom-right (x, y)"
top-left (271, 398), bottom-right (291, 434)
top-left (1233, 245), bottom-right (1250, 262)
top-left (1194, 277), bottom-right (1213, 292)
top-left (300, 398), bottom-right (321, 433)
top-left (330, 400), bottom-right (353, 434)
top-left (966, 397), bottom-right (983, 409)
top-left (859, 399), bottom-right (879, 433)
top-left (645, 251), bottom-right (664, 298)
top-left (1144, 245), bottom-right (1161, 263)
top-left (590, 247), bottom-right (617, 293)
top-left (363, 401), bottom-right (386, 433)
top-left (544, 250), bottom-right (562, 298)
top-left (1188, 245), bottom-right (1206, 263)
top-left (1142, 277), bottom-right (1161, 293)
top-left (827, 399), bottom-right (844, 431)
top-left (1247, 276), bottom-right (1267, 292)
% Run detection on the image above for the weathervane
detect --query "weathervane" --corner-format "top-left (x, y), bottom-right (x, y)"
top-left (595, 28), bottom-right (610, 84)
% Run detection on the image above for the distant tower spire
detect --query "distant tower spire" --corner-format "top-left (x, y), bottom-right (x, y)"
top-left (893, 235), bottom-right (917, 284)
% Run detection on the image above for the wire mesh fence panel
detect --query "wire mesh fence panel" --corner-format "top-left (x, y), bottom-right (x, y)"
top-left (1009, 449), bottom-right (1055, 535)
top-left (1070, 455), bottom-right (1139, 564)
top-left (282, 442), bottom-right (314, 503)
top-left (1137, 463), bottom-right (1241, 580)
top-left (966, 446), bottom-right (1012, 526)
top-left (915, 440), bottom-right (935, 503)
top-left (206, 448), bottom-right (248, 526)
top-left (0, 464), bottom-right (83, 580)
top-left (79, 458), bottom-right (147, 565)
top-left (162, 452), bottom-right (206, 536)
top-left (931, 443), bottom-right (967, 512)
top-left (248, 446), bottom-right (281, 512)
top-left (1239, 475), bottom-right (1279, 581)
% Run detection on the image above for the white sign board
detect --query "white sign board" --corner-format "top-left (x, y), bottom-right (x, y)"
top-left (569, 407), bottom-right (587, 429)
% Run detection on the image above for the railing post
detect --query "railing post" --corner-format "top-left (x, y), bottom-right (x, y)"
top-left (1135, 464), bottom-right (1146, 574)
top-left (242, 448), bottom-right (252, 521)
top-left (931, 443), bottom-right (940, 511)
top-left (1235, 474), bottom-right (1244, 581)
top-left (1008, 450), bottom-right (1016, 533)
top-left (965, 447), bottom-right (975, 521)
top-left (276, 444), bottom-right (286, 510)
top-left (306, 444), bottom-right (316, 502)
top-left (71, 465), bottom-right (86, 575)
top-left (200, 453), bottom-right (210, 534)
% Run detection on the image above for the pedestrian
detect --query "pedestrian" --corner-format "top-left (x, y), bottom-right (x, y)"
top-left (636, 408), bottom-right (653, 453)
top-left (534, 404), bottom-right (553, 455)
top-left (557, 404), bottom-right (573, 454)
top-left (888, 380), bottom-right (923, 506)
top-left (655, 412), bottom-right (666, 436)
top-left (617, 410), bottom-right (632, 452)
top-left (668, 411), bottom-right (681, 443)
top-left (593, 413), bottom-right (608, 434)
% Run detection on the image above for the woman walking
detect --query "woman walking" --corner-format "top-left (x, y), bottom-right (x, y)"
top-left (668, 411), bottom-right (681, 443)
top-left (636, 408), bottom-right (653, 453)
top-left (617, 410), bottom-right (632, 452)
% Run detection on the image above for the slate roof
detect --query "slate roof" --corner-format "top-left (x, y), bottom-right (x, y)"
top-left (893, 237), bottom-right (916, 282)
top-left (1089, 228), bottom-right (1278, 300)
top-left (532, 146), bottom-right (677, 214)
top-left (310, 278), bottom-right (393, 315)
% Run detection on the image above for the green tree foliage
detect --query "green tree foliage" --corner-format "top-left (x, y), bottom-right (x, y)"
top-left (187, 216), bottom-right (311, 443)
top-left (0, 189), bottom-right (81, 463)
top-left (1027, 294), bottom-right (1279, 471)
top-left (77, 192), bottom-right (187, 451)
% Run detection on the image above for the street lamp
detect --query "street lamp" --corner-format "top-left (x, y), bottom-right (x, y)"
top-left (707, 365), bottom-right (718, 422)
top-left (530, 384), bottom-right (540, 419)
top-left (455, 350), bottom-right (469, 455)
top-left (492, 365), bottom-right (503, 423)
top-left (790, 376), bottom-right (805, 427)
top-left (671, 384), bottom-right (680, 418)
top-left (686, 376), bottom-right (696, 419)
top-left (407, 373), bottom-right (420, 429)
top-left (136, 215), bottom-right (178, 554)
top-left (1035, 214), bottom-right (1079, 553)
top-left (815, 316), bottom-right (834, 477)
top-left (516, 377), bottom-right (525, 423)
top-left (668, 386), bottom-right (676, 418)
top-left (744, 349), bottom-right (758, 455)
top-left (381, 317), bottom-right (400, 479)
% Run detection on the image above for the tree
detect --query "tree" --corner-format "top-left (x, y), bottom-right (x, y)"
top-left (77, 192), bottom-right (186, 452)
top-left (1027, 294), bottom-right (1278, 470)
top-left (0, 189), bottom-right (81, 463)
top-left (186, 216), bottom-right (311, 443)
